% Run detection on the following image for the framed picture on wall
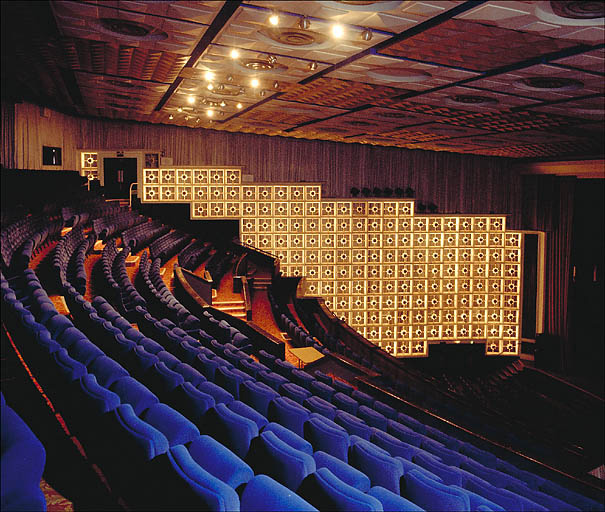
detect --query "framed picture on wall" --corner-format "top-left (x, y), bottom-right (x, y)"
top-left (145, 153), bottom-right (159, 168)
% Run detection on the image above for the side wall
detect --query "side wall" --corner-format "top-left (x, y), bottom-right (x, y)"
top-left (2, 101), bottom-right (522, 227)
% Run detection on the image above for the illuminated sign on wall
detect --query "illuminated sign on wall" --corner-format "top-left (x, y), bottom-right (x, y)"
top-left (142, 167), bottom-right (522, 357)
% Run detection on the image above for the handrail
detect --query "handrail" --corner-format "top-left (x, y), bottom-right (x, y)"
top-left (241, 276), bottom-right (252, 321)
top-left (128, 182), bottom-right (138, 209)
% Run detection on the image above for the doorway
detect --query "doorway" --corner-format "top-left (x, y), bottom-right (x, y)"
top-left (103, 158), bottom-right (137, 199)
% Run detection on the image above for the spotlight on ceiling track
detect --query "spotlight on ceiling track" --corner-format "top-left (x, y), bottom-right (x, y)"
top-left (332, 24), bottom-right (344, 38)
top-left (298, 16), bottom-right (311, 30)
top-left (273, 81), bottom-right (279, 89)
top-left (269, 12), bottom-right (279, 26)
top-left (308, 61), bottom-right (318, 71)
top-left (204, 71), bottom-right (214, 81)
top-left (361, 28), bottom-right (373, 41)
top-left (267, 54), bottom-right (277, 64)
top-left (168, 114), bottom-right (173, 120)
top-left (207, 83), bottom-right (214, 91)
top-left (177, 107), bottom-right (183, 112)
top-left (206, 109), bottom-right (214, 117)
top-left (220, 100), bottom-right (226, 107)
top-left (187, 96), bottom-right (195, 104)
top-left (226, 75), bottom-right (234, 82)
top-left (230, 49), bottom-right (239, 59)
top-left (236, 103), bottom-right (243, 109)
top-left (251, 78), bottom-right (260, 88)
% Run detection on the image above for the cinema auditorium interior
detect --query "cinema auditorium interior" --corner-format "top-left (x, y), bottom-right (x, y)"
top-left (1, 1), bottom-right (604, 511)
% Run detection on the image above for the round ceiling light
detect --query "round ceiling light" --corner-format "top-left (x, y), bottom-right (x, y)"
top-left (237, 58), bottom-right (288, 73)
top-left (446, 95), bottom-right (499, 106)
top-left (95, 18), bottom-right (168, 41)
top-left (535, 1), bottom-right (604, 25)
top-left (366, 67), bottom-right (432, 83)
top-left (514, 76), bottom-right (584, 91)
top-left (257, 27), bottom-right (331, 49)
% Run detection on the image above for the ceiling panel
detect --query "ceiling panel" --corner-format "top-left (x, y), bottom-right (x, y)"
top-left (2, 0), bottom-right (603, 160)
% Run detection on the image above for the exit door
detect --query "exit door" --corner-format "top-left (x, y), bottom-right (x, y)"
top-left (103, 158), bottom-right (137, 199)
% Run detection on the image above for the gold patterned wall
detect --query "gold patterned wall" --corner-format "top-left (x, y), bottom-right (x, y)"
top-left (142, 167), bottom-right (522, 357)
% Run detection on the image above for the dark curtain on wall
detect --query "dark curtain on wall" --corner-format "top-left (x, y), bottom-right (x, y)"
top-left (522, 175), bottom-right (576, 372)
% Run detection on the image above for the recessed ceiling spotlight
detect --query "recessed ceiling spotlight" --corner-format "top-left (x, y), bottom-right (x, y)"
top-left (220, 100), bottom-right (226, 107)
top-left (236, 103), bottom-right (243, 109)
top-left (251, 78), bottom-right (260, 88)
top-left (332, 24), bottom-right (344, 38)
top-left (273, 81), bottom-right (279, 89)
top-left (204, 71), bottom-right (215, 81)
top-left (298, 17), bottom-right (311, 30)
top-left (260, 90), bottom-right (266, 97)
top-left (185, 115), bottom-right (190, 120)
top-left (168, 114), bottom-right (173, 120)
top-left (308, 61), bottom-right (318, 71)
top-left (207, 83), bottom-right (214, 91)
top-left (226, 75), bottom-right (234, 82)
top-left (220, 111), bottom-right (225, 116)
top-left (230, 49), bottom-right (239, 59)
top-left (267, 54), bottom-right (277, 64)
top-left (217, 84), bottom-right (225, 91)
top-left (269, 12), bottom-right (279, 26)
top-left (196, 118), bottom-right (200, 123)
top-left (177, 107), bottom-right (183, 112)
top-left (206, 109), bottom-right (214, 117)
top-left (361, 28), bottom-right (372, 41)
top-left (187, 95), bottom-right (195, 104)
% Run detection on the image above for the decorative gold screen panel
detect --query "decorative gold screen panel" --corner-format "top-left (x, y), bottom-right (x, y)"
top-left (142, 167), bottom-right (522, 357)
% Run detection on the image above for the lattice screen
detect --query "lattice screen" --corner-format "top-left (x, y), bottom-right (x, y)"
top-left (142, 167), bottom-right (522, 357)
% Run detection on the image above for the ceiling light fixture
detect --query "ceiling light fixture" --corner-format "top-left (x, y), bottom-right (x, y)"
top-left (220, 100), bottom-right (226, 107)
top-left (251, 78), bottom-right (260, 88)
top-left (226, 75), bottom-right (234, 82)
top-left (177, 107), bottom-right (183, 112)
top-left (269, 12), bottom-right (279, 26)
top-left (260, 90), bottom-right (266, 97)
top-left (332, 24), bottom-right (344, 38)
top-left (196, 118), bottom-right (200, 123)
top-left (207, 83), bottom-right (214, 91)
top-left (236, 103), bottom-right (243, 109)
top-left (204, 71), bottom-right (215, 81)
top-left (298, 17), bottom-right (311, 30)
top-left (273, 81), bottom-right (279, 89)
top-left (230, 49), bottom-right (239, 59)
top-left (308, 61), bottom-right (318, 71)
top-left (168, 114), bottom-right (173, 120)
top-left (187, 96), bottom-right (195, 104)
top-left (206, 109), bottom-right (214, 117)
top-left (267, 54), bottom-right (277, 64)
top-left (361, 28), bottom-right (373, 41)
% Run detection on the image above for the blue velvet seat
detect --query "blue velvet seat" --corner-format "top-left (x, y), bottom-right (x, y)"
top-left (335, 411), bottom-right (372, 440)
top-left (145, 361), bottom-right (185, 401)
top-left (214, 365), bottom-right (252, 400)
top-left (313, 450), bottom-right (371, 492)
top-left (404, 469), bottom-right (470, 512)
top-left (465, 475), bottom-right (548, 512)
top-left (238, 358), bottom-right (269, 379)
top-left (351, 389), bottom-right (374, 408)
top-left (370, 427), bottom-right (420, 461)
top-left (258, 370), bottom-right (290, 392)
top-left (396, 412), bottom-right (426, 434)
top-left (70, 338), bottom-right (105, 366)
top-left (173, 362), bottom-right (206, 388)
top-left (240, 474), bottom-right (318, 511)
top-left (245, 430), bottom-right (316, 491)
top-left (332, 392), bottom-right (359, 415)
top-left (203, 403), bottom-right (258, 458)
top-left (188, 435), bottom-right (254, 489)
top-left (280, 382), bottom-right (312, 405)
top-left (109, 374), bottom-right (159, 414)
top-left (274, 358), bottom-right (297, 379)
top-left (298, 467), bottom-right (383, 512)
top-left (332, 379), bottom-right (354, 396)
top-left (197, 380), bottom-right (234, 406)
top-left (262, 422), bottom-right (313, 456)
top-left (228, 400), bottom-right (269, 431)
top-left (314, 370), bottom-right (333, 386)
top-left (310, 380), bottom-right (335, 402)
top-left (141, 402), bottom-right (200, 447)
top-left (268, 396), bottom-right (311, 437)
top-left (414, 452), bottom-right (464, 486)
top-left (291, 369), bottom-right (316, 390)
top-left (166, 382), bottom-right (215, 426)
top-left (240, 379), bottom-right (279, 417)
top-left (258, 349), bottom-right (276, 369)
top-left (368, 486), bottom-right (424, 512)
top-left (348, 437), bottom-right (404, 494)
top-left (387, 419), bottom-right (423, 447)
top-left (304, 415), bottom-right (350, 461)
top-left (303, 395), bottom-right (338, 421)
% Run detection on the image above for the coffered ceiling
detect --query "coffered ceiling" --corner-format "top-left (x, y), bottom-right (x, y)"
top-left (2, 0), bottom-right (603, 159)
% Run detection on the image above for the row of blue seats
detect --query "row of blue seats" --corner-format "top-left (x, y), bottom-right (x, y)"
top-left (178, 239), bottom-right (212, 271)
top-left (111, 245), bottom-right (148, 316)
top-left (2, 215), bottom-right (63, 273)
top-left (1, 393), bottom-right (47, 511)
top-left (136, 251), bottom-right (199, 330)
top-left (92, 211), bottom-right (146, 242)
top-left (2, 271), bottom-right (318, 511)
top-left (148, 230), bottom-right (192, 264)
top-left (61, 199), bottom-right (122, 229)
top-left (53, 227), bottom-right (96, 295)
top-left (121, 219), bottom-right (169, 253)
